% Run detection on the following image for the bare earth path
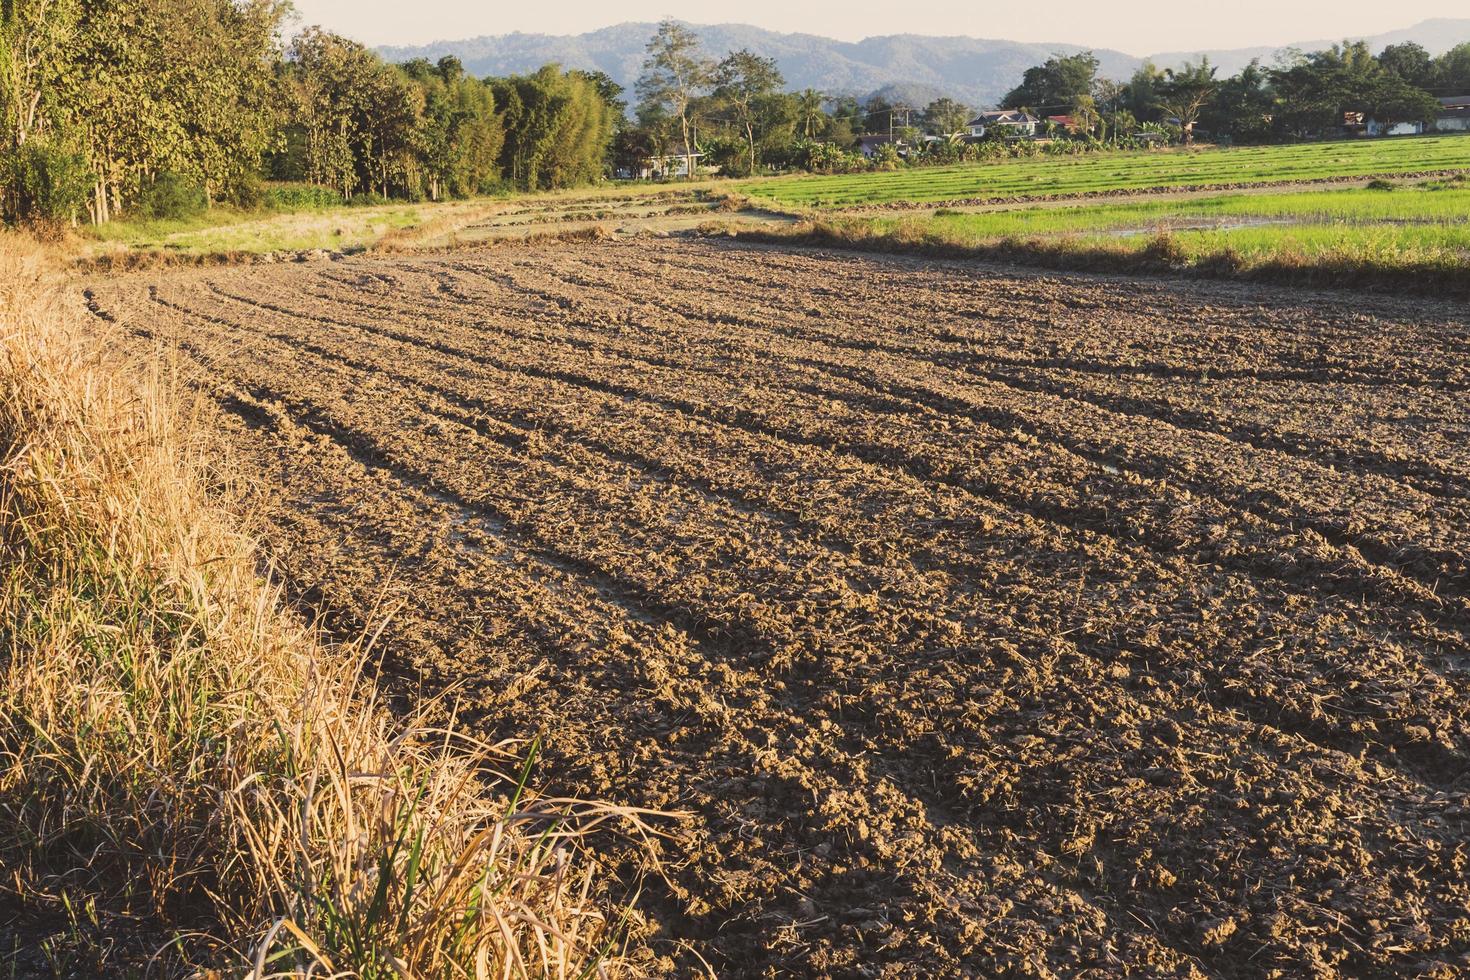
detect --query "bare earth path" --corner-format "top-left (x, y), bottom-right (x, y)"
top-left (87, 239), bottom-right (1470, 978)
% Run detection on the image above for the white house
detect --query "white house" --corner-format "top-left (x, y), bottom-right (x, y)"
top-left (965, 110), bottom-right (1040, 139)
top-left (638, 144), bottom-right (705, 180)
top-left (1436, 95), bottom-right (1470, 133)
top-left (1366, 119), bottom-right (1425, 136)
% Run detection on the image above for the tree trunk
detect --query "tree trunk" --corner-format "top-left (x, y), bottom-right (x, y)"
top-left (679, 111), bottom-right (693, 181)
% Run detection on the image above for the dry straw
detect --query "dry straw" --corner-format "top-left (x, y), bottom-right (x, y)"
top-left (0, 235), bottom-right (665, 977)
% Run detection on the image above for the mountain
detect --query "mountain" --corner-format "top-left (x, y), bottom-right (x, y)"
top-left (378, 18), bottom-right (1470, 110)
top-left (378, 22), bottom-right (1139, 108)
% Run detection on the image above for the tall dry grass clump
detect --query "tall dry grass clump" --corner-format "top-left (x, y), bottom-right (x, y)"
top-left (0, 234), bottom-right (656, 976)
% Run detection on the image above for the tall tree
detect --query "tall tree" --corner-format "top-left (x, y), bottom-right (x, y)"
top-left (1435, 43), bottom-right (1470, 95)
top-left (636, 20), bottom-right (713, 181)
top-left (1377, 42), bottom-right (1434, 89)
top-left (1156, 59), bottom-right (1218, 144)
top-left (712, 49), bottom-right (783, 176)
top-left (1202, 60), bottom-right (1275, 142)
top-left (1003, 52), bottom-right (1099, 113)
top-left (794, 88), bottom-right (826, 139)
top-left (922, 97), bottom-right (970, 135)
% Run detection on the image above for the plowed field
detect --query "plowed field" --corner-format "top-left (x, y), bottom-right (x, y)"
top-left (85, 239), bottom-right (1470, 978)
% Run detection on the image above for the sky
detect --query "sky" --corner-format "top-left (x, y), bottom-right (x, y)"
top-left (286, 1), bottom-right (1465, 54)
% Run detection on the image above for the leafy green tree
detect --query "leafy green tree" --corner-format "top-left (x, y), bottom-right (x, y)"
top-left (1377, 42), bottom-right (1434, 89)
top-left (636, 20), bottom-right (713, 180)
top-left (1202, 60), bottom-right (1275, 142)
top-left (495, 66), bottom-right (616, 190)
top-left (1365, 74), bottom-right (1440, 130)
top-left (1003, 52), bottom-right (1099, 113)
top-left (922, 97), bottom-right (970, 135)
top-left (1122, 61), bottom-right (1165, 122)
top-left (285, 28), bottom-right (381, 198)
top-left (712, 49), bottom-right (783, 176)
top-left (1435, 43), bottom-right (1470, 95)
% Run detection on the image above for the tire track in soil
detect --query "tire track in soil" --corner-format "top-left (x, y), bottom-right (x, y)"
top-left (126, 286), bottom-right (1220, 977)
top-left (372, 254), bottom-right (1470, 596)
top-left (206, 271), bottom-right (1470, 642)
top-left (172, 274), bottom-right (1470, 784)
top-left (169, 279), bottom-right (1465, 769)
top-left (85, 240), bottom-right (1470, 979)
top-left (482, 249), bottom-right (1470, 506)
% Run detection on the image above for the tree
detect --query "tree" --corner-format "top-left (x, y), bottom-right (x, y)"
top-left (1435, 43), bottom-right (1470, 95)
top-left (1003, 52), bottom-right (1099, 113)
top-left (1377, 42), bottom-right (1434, 89)
top-left (1122, 61), bottom-right (1165, 122)
top-left (1365, 73), bottom-right (1440, 131)
top-left (1064, 94), bottom-right (1099, 138)
top-left (922, 97), bottom-right (970, 135)
top-left (1156, 59), bottom-right (1218, 144)
top-left (794, 88), bottom-right (826, 139)
top-left (712, 49), bottom-right (783, 176)
top-left (495, 66), bottom-right (616, 191)
top-left (401, 56), bottom-right (503, 199)
top-left (1202, 60), bottom-right (1275, 143)
top-left (636, 20), bottom-right (713, 181)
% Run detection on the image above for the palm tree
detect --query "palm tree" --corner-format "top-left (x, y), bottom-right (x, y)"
top-left (796, 88), bottom-right (826, 139)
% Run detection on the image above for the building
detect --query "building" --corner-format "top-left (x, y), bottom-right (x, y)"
top-left (856, 134), bottom-right (909, 158)
top-left (1436, 95), bottom-right (1470, 133)
top-left (638, 144), bottom-right (704, 180)
top-left (964, 110), bottom-right (1040, 139)
top-left (1366, 118), bottom-right (1425, 136)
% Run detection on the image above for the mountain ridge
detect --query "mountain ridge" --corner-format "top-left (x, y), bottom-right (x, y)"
top-left (378, 18), bottom-right (1470, 109)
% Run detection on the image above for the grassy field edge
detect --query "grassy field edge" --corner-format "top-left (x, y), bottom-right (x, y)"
top-left (0, 234), bottom-right (661, 976)
top-left (715, 217), bottom-right (1470, 299)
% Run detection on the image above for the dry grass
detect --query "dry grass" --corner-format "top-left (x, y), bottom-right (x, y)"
top-left (0, 234), bottom-right (666, 976)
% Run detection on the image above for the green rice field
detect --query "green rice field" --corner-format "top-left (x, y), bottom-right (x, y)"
top-left (909, 180), bottom-right (1470, 239)
top-left (742, 135), bottom-right (1470, 208)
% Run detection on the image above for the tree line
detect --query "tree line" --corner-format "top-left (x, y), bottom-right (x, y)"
top-left (624, 27), bottom-right (1470, 175)
top-left (1, 0), bottom-right (620, 224)
top-left (4, 5), bottom-right (1468, 225)
top-left (996, 40), bottom-right (1468, 144)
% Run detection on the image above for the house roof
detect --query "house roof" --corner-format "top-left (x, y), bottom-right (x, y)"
top-left (1437, 95), bottom-right (1470, 108)
top-left (966, 110), bottom-right (1038, 126)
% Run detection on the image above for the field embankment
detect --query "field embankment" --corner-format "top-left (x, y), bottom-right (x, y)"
top-left (720, 176), bottom-right (1470, 295)
top-left (742, 135), bottom-right (1470, 208)
top-left (83, 236), bottom-right (1470, 977)
top-left (0, 236), bottom-right (657, 976)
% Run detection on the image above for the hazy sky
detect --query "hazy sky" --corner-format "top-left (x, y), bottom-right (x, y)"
top-left (287, 1), bottom-right (1463, 54)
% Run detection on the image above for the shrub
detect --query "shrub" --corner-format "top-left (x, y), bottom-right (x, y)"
top-left (4, 135), bottom-right (92, 226)
top-left (138, 172), bottom-right (209, 221)
top-left (263, 182), bottom-right (347, 211)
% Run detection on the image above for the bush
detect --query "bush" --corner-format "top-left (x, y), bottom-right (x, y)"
top-left (4, 135), bottom-right (92, 226)
top-left (227, 172), bottom-right (266, 210)
top-left (138, 172), bottom-right (209, 221)
top-left (263, 182), bottom-right (347, 211)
